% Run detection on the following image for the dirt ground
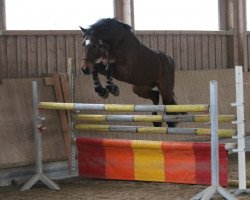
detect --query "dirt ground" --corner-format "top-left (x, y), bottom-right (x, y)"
top-left (0, 153), bottom-right (250, 200)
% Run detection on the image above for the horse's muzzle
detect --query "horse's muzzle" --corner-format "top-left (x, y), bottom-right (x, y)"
top-left (81, 59), bottom-right (95, 75)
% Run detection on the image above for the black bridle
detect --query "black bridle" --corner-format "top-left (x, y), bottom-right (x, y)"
top-left (82, 39), bottom-right (109, 64)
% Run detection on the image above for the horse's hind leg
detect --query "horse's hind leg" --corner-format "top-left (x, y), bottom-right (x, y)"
top-left (157, 81), bottom-right (179, 127)
top-left (162, 97), bottom-right (178, 128)
top-left (132, 85), bottom-right (161, 127)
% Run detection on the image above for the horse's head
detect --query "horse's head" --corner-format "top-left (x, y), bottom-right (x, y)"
top-left (80, 26), bottom-right (109, 74)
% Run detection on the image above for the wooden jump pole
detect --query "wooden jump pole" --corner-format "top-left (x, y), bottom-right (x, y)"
top-left (39, 102), bottom-right (209, 113)
top-left (74, 114), bottom-right (236, 123)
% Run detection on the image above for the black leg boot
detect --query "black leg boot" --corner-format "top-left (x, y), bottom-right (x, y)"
top-left (92, 63), bottom-right (109, 99)
top-left (105, 63), bottom-right (119, 96)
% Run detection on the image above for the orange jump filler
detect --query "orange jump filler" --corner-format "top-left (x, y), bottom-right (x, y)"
top-left (76, 137), bottom-right (228, 186)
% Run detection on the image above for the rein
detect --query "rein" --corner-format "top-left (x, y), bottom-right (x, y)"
top-left (82, 45), bottom-right (110, 64)
top-left (82, 58), bottom-right (97, 63)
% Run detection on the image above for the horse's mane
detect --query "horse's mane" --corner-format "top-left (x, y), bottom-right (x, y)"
top-left (84, 18), bottom-right (133, 38)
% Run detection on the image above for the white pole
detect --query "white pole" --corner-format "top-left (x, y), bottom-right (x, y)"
top-left (210, 80), bottom-right (219, 185)
top-left (235, 66), bottom-right (246, 190)
top-left (190, 81), bottom-right (237, 200)
top-left (230, 66), bottom-right (250, 196)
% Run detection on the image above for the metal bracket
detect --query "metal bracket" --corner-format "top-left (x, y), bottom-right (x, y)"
top-left (231, 120), bottom-right (245, 124)
top-left (233, 148), bottom-right (245, 153)
top-left (231, 102), bottom-right (244, 107)
top-left (232, 135), bottom-right (245, 139)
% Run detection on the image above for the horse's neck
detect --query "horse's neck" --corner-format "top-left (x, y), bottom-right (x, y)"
top-left (110, 32), bottom-right (139, 51)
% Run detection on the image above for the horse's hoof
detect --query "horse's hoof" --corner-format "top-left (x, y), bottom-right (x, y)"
top-left (167, 122), bottom-right (178, 128)
top-left (112, 86), bottom-right (120, 96)
top-left (153, 122), bottom-right (162, 127)
top-left (100, 90), bottom-right (109, 99)
top-left (107, 84), bottom-right (120, 96)
top-left (97, 88), bottom-right (109, 99)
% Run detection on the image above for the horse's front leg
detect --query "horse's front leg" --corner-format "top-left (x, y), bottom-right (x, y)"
top-left (105, 62), bottom-right (119, 96)
top-left (92, 63), bottom-right (109, 99)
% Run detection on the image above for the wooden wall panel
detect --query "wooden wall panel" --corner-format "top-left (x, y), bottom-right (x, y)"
top-left (173, 35), bottom-right (181, 70)
top-left (0, 36), bottom-right (7, 80)
top-left (47, 35), bottom-right (57, 74)
top-left (187, 36), bottom-right (195, 70)
top-left (0, 30), bottom-right (234, 79)
top-left (56, 35), bottom-right (66, 73)
top-left (158, 35), bottom-right (165, 53)
top-left (6, 36), bottom-right (17, 78)
top-left (208, 36), bottom-right (216, 69)
top-left (37, 36), bottom-right (47, 76)
top-left (165, 35), bottom-right (173, 58)
top-left (180, 35), bottom-right (188, 70)
top-left (27, 36), bottom-right (37, 77)
top-left (248, 35), bottom-right (250, 70)
top-left (74, 35), bottom-right (83, 75)
top-left (65, 35), bottom-right (75, 65)
top-left (215, 36), bottom-right (222, 68)
top-left (194, 35), bottom-right (202, 70)
top-left (201, 35), bottom-right (209, 70)
top-left (221, 36), bottom-right (227, 68)
top-left (16, 36), bottom-right (27, 78)
top-left (142, 35), bottom-right (150, 47)
top-left (150, 35), bottom-right (158, 49)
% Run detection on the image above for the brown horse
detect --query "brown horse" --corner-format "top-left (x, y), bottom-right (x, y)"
top-left (80, 18), bottom-right (178, 127)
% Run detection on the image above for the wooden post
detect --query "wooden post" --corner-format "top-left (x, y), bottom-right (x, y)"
top-left (218, 0), bottom-right (227, 30)
top-left (114, 0), bottom-right (123, 22)
top-left (226, 0), bottom-right (237, 69)
top-left (0, 0), bottom-right (6, 30)
top-left (219, 0), bottom-right (234, 69)
top-left (222, 0), bottom-right (248, 71)
top-left (236, 0), bottom-right (248, 72)
top-left (0, 0), bottom-right (5, 84)
top-left (113, 0), bottom-right (134, 29)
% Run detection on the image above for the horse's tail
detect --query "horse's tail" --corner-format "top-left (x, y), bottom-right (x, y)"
top-left (156, 50), bottom-right (175, 100)
top-left (155, 50), bottom-right (175, 72)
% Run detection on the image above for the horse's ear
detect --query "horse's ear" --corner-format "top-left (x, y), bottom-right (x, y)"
top-left (79, 26), bottom-right (86, 34)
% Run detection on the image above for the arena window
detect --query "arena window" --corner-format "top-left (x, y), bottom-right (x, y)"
top-left (134, 0), bottom-right (218, 30)
top-left (5, 0), bottom-right (114, 30)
